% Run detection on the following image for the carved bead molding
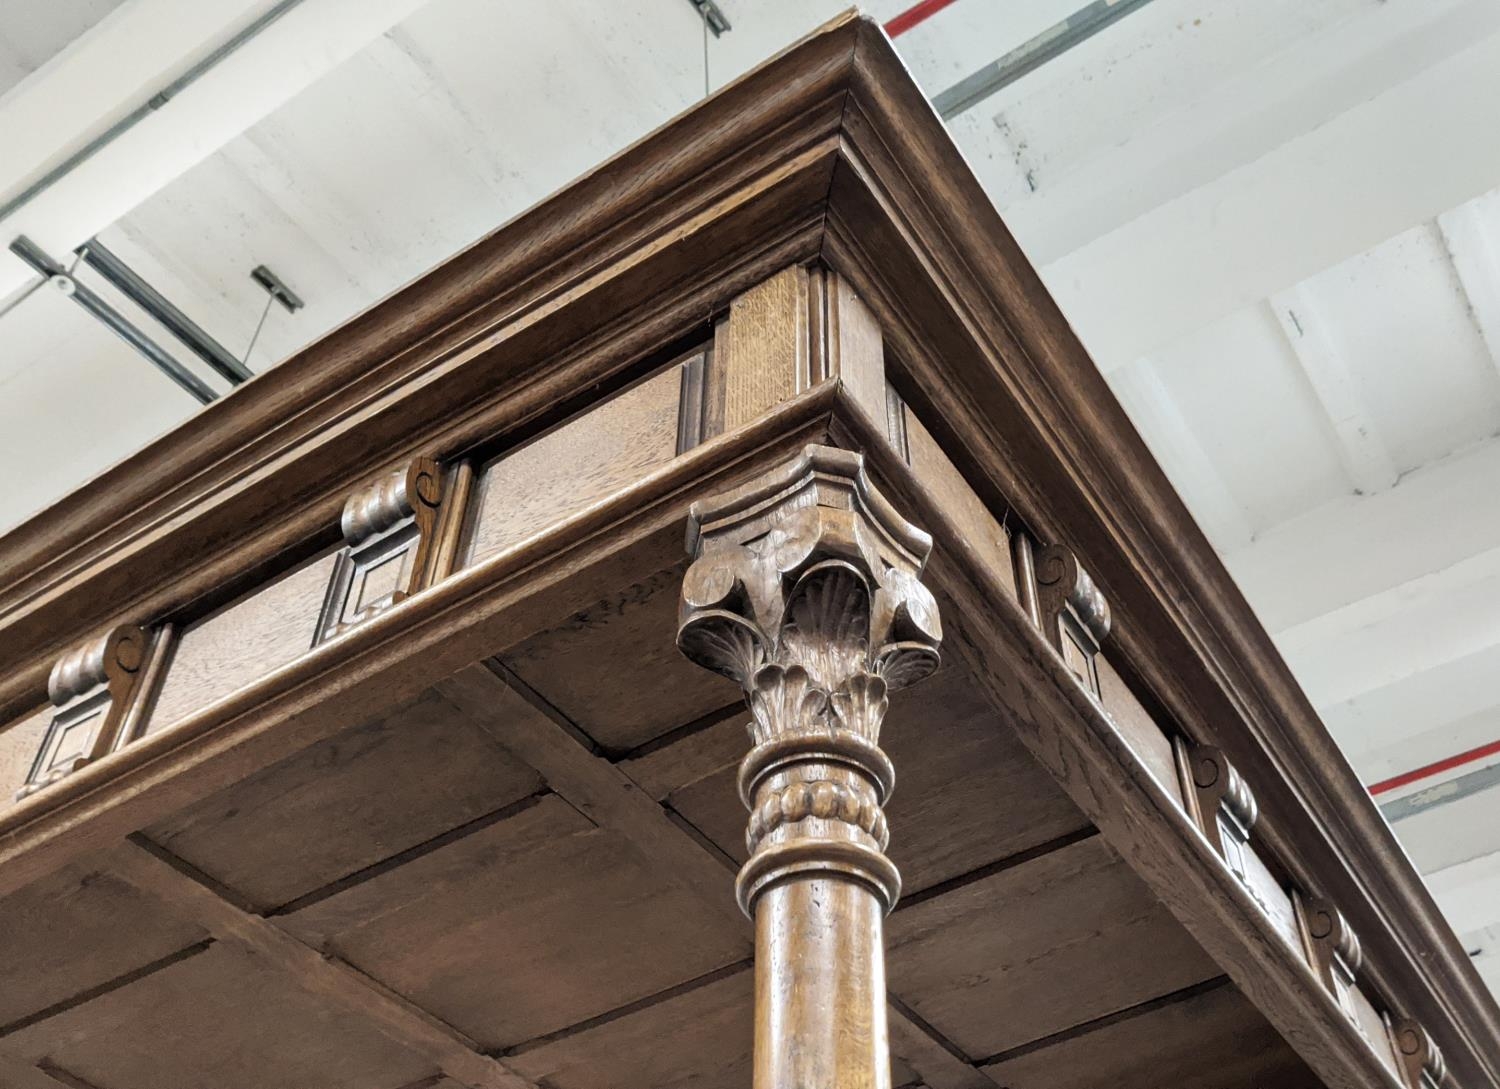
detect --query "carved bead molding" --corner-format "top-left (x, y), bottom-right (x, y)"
top-left (315, 455), bottom-right (445, 645)
top-left (1179, 742), bottom-right (1258, 881)
top-left (18, 625), bottom-right (149, 800)
top-left (1034, 543), bottom-right (1110, 695)
top-left (1390, 1017), bottom-right (1447, 1089)
top-left (677, 444), bottom-right (941, 915)
top-left (1297, 894), bottom-right (1365, 1026)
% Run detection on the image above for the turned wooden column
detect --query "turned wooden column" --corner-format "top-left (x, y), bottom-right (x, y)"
top-left (677, 444), bottom-right (941, 1089)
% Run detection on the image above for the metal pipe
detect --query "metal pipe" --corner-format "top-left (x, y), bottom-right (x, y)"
top-left (9, 237), bottom-right (217, 405)
top-left (933, 0), bottom-right (1158, 120)
top-left (78, 239), bottom-right (252, 384)
top-left (0, 0), bottom-right (308, 225)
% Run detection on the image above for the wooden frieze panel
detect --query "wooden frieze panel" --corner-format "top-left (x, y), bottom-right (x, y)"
top-left (0, 706), bottom-right (51, 813)
top-left (148, 550), bottom-right (340, 734)
top-left (466, 361), bottom-right (690, 568)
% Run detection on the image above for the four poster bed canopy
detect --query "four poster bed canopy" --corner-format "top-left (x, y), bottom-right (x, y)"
top-left (0, 13), bottom-right (1493, 1089)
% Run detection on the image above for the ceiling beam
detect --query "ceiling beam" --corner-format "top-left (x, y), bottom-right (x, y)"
top-left (108, 836), bottom-right (537, 1089)
top-left (0, 0), bottom-right (439, 297)
top-left (1268, 287), bottom-right (1398, 496)
top-left (1225, 434), bottom-right (1500, 632)
top-left (1042, 22), bottom-right (1500, 366)
top-left (1107, 359), bottom-right (1255, 550)
top-left (1436, 199), bottom-right (1500, 377)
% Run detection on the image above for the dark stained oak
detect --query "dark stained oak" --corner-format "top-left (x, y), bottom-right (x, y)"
top-left (0, 11), bottom-right (1485, 1089)
top-left (887, 834), bottom-right (1220, 1059)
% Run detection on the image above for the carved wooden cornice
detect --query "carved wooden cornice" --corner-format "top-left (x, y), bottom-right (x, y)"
top-left (678, 444), bottom-right (941, 914)
top-left (0, 8), bottom-right (1488, 1083)
top-left (18, 625), bottom-right (149, 799)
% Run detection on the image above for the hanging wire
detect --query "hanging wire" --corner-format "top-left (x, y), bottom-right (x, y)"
top-left (241, 292), bottom-right (275, 369)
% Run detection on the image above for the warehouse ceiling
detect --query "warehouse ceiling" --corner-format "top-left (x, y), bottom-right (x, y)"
top-left (1, 0), bottom-right (1497, 998)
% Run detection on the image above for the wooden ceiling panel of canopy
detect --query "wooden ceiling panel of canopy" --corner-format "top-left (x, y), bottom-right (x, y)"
top-left (0, 10), bottom-right (1488, 1089)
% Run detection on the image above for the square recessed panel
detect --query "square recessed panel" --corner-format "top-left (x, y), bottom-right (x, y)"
top-left (0, 863), bottom-right (206, 1030)
top-left (502, 562), bottom-right (742, 753)
top-left (887, 835), bottom-right (1219, 1060)
top-left (146, 688), bottom-right (543, 910)
top-left (280, 793), bottom-right (751, 1050)
top-left (661, 657), bottom-right (1088, 895)
top-left (979, 980), bottom-right (1322, 1089)
top-left (2, 941), bottom-right (433, 1089)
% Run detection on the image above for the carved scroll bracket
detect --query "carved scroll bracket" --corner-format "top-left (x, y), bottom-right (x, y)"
top-left (18, 625), bottom-right (149, 800)
top-left (1177, 741), bottom-right (1258, 882)
top-left (677, 444), bottom-right (941, 917)
top-left (1390, 1017), bottom-right (1446, 1089)
top-left (316, 455), bottom-right (447, 644)
top-left (1298, 894), bottom-right (1365, 1027)
top-left (1034, 543), bottom-right (1110, 695)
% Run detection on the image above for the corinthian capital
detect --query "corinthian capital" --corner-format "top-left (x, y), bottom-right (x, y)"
top-left (678, 445), bottom-right (941, 915)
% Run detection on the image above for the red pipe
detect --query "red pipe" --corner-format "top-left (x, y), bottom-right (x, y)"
top-left (1369, 737), bottom-right (1500, 796)
top-left (884, 0), bottom-right (961, 37)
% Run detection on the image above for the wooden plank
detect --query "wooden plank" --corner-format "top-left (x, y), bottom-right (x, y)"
top-left (0, 706), bottom-right (50, 813)
top-left (148, 551), bottom-right (339, 733)
top-left (145, 687), bottom-right (543, 910)
top-left (717, 266), bottom-right (809, 431)
top-left (435, 661), bottom-right (747, 936)
top-left (980, 980), bottom-right (1322, 1089)
top-left (1095, 653), bottom-right (1181, 807)
top-left (467, 364), bottom-right (687, 567)
top-left (498, 562), bottom-right (743, 754)
top-left (276, 792), bottom-right (749, 1050)
top-left (2, 939), bottom-right (439, 1089)
top-left (826, 269), bottom-right (888, 427)
top-left (107, 839), bottom-right (533, 1089)
top-left (0, 859), bottom-right (206, 1032)
top-left (903, 408), bottom-right (1017, 600)
top-left (886, 835), bottom-right (1219, 1060)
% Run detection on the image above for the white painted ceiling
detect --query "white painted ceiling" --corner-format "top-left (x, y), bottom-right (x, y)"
top-left (1, 0), bottom-right (1498, 996)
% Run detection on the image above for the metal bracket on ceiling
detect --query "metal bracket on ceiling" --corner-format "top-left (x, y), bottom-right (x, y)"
top-left (687, 0), bottom-right (731, 37)
top-left (251, 264), bottom-right (304, 313)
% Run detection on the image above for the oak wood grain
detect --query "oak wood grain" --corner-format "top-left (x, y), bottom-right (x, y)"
top-left (887, 835), bottom-right (1219, 1059)
top-left (980, 980), bottom-right (1322, 1089)
top-left (2, 940), bottom-right (436, 1089)
top-left (145, 687), bottom-right (543, 910)
top-left (148, 551), bottom-right (338, 734)
top-left (467, 364), bottom-right (687, 566)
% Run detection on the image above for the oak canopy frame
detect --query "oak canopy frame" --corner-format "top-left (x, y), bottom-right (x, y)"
top-left (0, 12), bottom-right (1494, 1089)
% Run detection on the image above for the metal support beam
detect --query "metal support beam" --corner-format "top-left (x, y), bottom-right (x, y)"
top-left (79, 239), bottom-right (253, 384)
top-left (933, 0), bottom-right (1158, 119)
top-left (9, 236), bottom-right (216, 405)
